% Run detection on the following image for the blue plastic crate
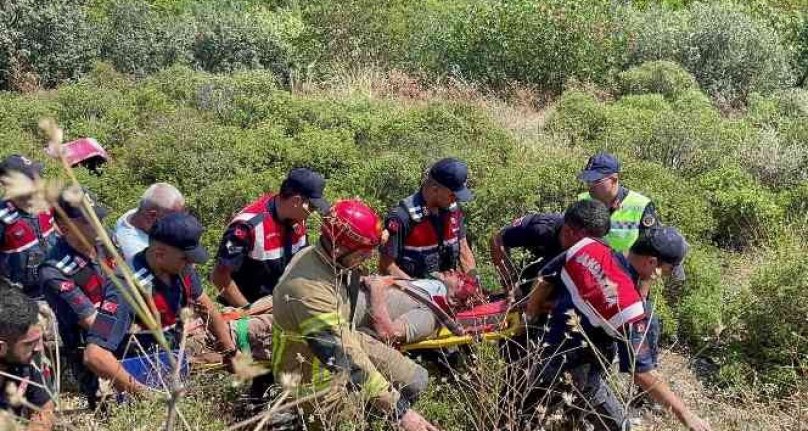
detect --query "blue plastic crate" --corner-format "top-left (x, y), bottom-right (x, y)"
top-left (120, 350), bottom-right (189, 389)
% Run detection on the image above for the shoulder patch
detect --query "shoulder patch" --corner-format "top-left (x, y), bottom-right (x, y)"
top-left (511, 216), bottom-right (525, 227)
top-left (101, 301), bottom-right (119, 314)
top-left (386, 218), bottom-right (400, 233)
top-left (233, 225), bottom-right (249, 240)
top-left (641, 214), bottom-right (656, 228)
top-left (59, 280), bottom-right (75, 292)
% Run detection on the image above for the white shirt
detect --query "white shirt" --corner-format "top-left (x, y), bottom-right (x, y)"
top-left (113, 208), bottom-right (149, 262)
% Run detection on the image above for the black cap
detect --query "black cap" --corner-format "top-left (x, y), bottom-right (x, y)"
top-left (0, 155), bottom-right (43, 180)
top-left (281, 168), bottom-right (330, 214)
top-left (429, 157), bottom-right (473, 202)
top-left (149, 212), bottom-right (208, 264)
top-left (577, 152), bottom-right (620, 182)
top-left (57, 187), bottom-right (108, 220)
top-left (631, 227), bottom-right (688, 281)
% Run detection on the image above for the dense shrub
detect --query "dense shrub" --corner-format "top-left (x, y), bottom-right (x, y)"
top-left (621, 2), bottom-right (794, 104)
top-left (697, 165), bottom-right (785, 248)
top-left (617, 60), bottom-right (697, 100)
top-left (733, 245), bottom-right (808, 397)
top-left (99, 0), bottom-right (192, 76)
top-left (431, 0), bottom-right (620, 93)
top-left (0, 0), bottom-right (100, 90)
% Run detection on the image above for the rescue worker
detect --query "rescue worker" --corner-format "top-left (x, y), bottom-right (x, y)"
top-left (83, 213), bottom-right (238, 393)
top-left (490, 211), bottom-right (565, 296)
top-left (272, 199), bottom-right (439, 431)
top-left (577, 152), bottom-right (659, 253)
top-left (211, 168), bottom-right (330, 308)
top-left (38, 188), bottom-right (111, 407)
top-left (114, 183), bottom-right (185, 262)
top-left (379, 157), bottom-right (476, 280)
top-left (0, 155), bottom-right (58, 299)
top-left (0, 282), bottom-right (54, 430)
top-left (517, 227), bottom-right (710, 431)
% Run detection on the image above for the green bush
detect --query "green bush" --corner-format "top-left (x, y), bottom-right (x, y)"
top-left (697, 165), bottom-right (785, 248)
top-left (191, 6), bottom-right (290, 78)
top-left (545, 90), bottom-right (609, 145)
top-left (675, 246), bottom-right (727, 350)
top-left (734, 245), bottom-right (808, 397)
top-left (617, 60), bottom-right (697, 100)
top-left (99, 0), bottom-right (192, 76)
top-left (0, 0), bottom-right (100, 90)
top-left (432, 0), bottom-right (619, 93)
top-left (621, 2), bottom-right (794, 104)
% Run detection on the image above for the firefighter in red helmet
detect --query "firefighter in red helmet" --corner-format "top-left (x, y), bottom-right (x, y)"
top-left (272, 199), bottom-right (441, 431)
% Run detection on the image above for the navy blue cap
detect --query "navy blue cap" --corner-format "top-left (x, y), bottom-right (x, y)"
top-left (577, 152), bottom-right (620, 182)
top-left (631, 227), bottom-right (688, 281)
top-left (149, 212), bottom-right (208, 264)
top-left (429, 157), bottom-right (473, 202)
top-left (281, 168), bottom-right (330, 214)
top-left (0, 155), bottom-right (43, 180)
top-left (57, 188), bottom-right (108, 221)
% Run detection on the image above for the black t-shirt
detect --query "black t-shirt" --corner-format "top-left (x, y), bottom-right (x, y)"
top-left (499, 213), bottom-right (564, 283)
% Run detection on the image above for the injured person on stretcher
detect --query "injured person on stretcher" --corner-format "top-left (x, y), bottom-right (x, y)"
top-left (353, 270), bottom-right (486, 345)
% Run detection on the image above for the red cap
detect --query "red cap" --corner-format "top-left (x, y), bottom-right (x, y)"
top-left (321, 199), bottom-right (382, 251)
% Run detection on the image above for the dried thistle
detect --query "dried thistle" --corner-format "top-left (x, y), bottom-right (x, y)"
top-left (278, 372), bottom-right (302, 391)
top-left (565, 309), bottom-right (582, 333)
top-left (4, 382), bottom-right (21, 407)
top-left (231, 354), bottom-right (270, 383)
top-left (0, 172), bottom-right (51, 214)
top-left (38, 118), bottom-right (64, 157)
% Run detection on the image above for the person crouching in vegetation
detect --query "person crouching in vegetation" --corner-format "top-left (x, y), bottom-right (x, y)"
top-left (38, 188), bottom-right (112, 408)
top-left (272, 199), bottom-right (440, 431)
top-left (518, 226), bottom-right (711, 431)
top-left (0, 282), bottom-right (55, 430)
top-left (83, 213), bottom-right (239, 393)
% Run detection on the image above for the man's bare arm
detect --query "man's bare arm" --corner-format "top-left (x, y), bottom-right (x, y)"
top-left (210, 264), bottom-right (249, 307)
top-left (634, 371), bottom-right (712, 431)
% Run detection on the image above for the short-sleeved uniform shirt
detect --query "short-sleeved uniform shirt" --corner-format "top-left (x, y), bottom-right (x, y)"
top-left (216, 195), bottom-right (307, 303)
top-left (353, 281), bottom-right (440, 344)
top-left (0, 363), bottom-right (51, 418)
top-left (499, 213), bottom-right (564, 285)
top-left (86, 250), bottom-right (203, 357)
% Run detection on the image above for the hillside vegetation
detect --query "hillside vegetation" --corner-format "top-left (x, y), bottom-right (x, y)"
top-left (0, 0), bottom-right (806, 429)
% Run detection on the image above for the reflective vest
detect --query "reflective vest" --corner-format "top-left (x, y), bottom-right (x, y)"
top-left (229, 194), bottom-right (307, 300)
top-left (131, 264), bottom-right (194, 329)
top-left (0, 200), bottom-right (57, 293)
top-left (556, 237), bottom-right (644, 338)
top-left (578, 190), bottom-right (651, 252)
top-left (397, 194), bottom-right (463, 278)
top-left (43, 241), bottom-right (114, 307)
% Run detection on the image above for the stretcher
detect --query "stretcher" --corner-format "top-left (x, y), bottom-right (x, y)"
top-left (399, 298), bottom-right (523, 352)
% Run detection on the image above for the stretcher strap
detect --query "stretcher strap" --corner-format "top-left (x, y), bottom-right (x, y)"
top-left (234, 317), bottom-right (251, 355)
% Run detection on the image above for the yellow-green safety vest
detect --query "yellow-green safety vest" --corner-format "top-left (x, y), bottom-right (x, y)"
top-left (578, 190), bottom-right (651, 252)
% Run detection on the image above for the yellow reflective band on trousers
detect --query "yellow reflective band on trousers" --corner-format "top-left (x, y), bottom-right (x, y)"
top-left (272, 312), bottom-right (345, 393)
top-left (578, 190), bottom-right (651, 252)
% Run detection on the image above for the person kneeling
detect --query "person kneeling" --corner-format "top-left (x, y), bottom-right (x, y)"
top-left (82, 213), bottom-right (238, 393)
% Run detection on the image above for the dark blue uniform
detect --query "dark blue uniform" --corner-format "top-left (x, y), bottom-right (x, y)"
top-left (86, 251), bottom-right (203, 358)
top-left (517, 246), bottom-right (659, 430)
top-left (0, 200), bottom-right (58, 298)
top-left (0, 363), bottom-right (51, 418)
top-left (499, 213), bottom-right (564, 291)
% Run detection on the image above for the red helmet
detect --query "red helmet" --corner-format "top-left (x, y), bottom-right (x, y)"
top-left (321, 199), bottom-right (382, 251)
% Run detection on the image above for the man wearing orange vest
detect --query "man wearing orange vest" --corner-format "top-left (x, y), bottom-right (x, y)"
top-left (211, 168), bottom-right (330, 307)
top-left (0, 155), bottom-right (58, 299)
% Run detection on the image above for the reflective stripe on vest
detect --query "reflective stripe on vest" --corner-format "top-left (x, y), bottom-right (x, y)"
top-left (231, 195), bottom-right (307, 262)
top-left (578, 190), bottom-right (651, 252)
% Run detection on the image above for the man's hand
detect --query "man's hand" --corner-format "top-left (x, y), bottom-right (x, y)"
top-left (361, 275), bottom-right (396, 293)
top-left (399, 409), bottom-right (442, 431)
top-left (683, 414), bottom-right (712, 431)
